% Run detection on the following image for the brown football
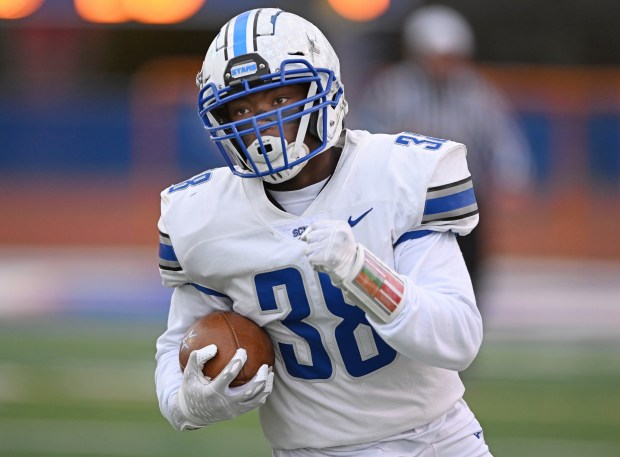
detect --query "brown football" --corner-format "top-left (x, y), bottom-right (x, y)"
top-left (179, 311), bottom-right (275, 387)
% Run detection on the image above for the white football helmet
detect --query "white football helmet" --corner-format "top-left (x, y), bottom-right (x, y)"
top-left (196, 8), bottom-right (348, 184)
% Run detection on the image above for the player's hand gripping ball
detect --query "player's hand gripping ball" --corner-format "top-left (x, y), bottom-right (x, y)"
top-left (179, 312), bottom-right (275, 387)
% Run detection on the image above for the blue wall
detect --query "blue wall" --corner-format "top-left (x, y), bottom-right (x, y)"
top-left (1, 88), bottom-right (618, 189)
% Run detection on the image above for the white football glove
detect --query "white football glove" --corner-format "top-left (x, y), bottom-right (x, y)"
top-left (174, 344), bottom-right (274, 430)
top-left (301, 220), bottom-right (358, 284)
top-left (302, 220), bottom-right (406, 323)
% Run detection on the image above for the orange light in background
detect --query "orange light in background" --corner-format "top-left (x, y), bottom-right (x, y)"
top-left (327, 0), bottom-right (390, 22)
top-left (74, 0), bottom-right (205, 24)
top-left (0, 0), bottom-right (45, 19)
top-left (125, 0), bottom-right (205, 24)
top-left (74, 0), bottom-right (128, 23)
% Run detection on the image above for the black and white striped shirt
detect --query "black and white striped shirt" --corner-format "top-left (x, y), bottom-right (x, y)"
top-left (351, 61), bottom-right (531, 194)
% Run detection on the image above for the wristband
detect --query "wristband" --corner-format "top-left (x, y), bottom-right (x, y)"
top-left (340, 244), bottom-right (406, 323)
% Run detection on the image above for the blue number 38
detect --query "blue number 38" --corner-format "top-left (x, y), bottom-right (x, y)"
top-left (255, 268), bottom-right (397, 380)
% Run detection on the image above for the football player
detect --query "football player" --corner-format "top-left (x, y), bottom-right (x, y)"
top-left (155, 8), bottom-right (493, 457)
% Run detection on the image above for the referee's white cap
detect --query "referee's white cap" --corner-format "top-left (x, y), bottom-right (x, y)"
top-left (404, 5), bottom-right (475, 57)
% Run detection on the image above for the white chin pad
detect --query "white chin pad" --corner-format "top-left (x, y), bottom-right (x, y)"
top-left (247, 136), bottom-right (310, 183)
top-left (247, 136), bottom-right (285, 165)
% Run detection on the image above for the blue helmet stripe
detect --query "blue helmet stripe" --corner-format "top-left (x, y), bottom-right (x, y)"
top-left (232, 11), bottom-right (251, 57)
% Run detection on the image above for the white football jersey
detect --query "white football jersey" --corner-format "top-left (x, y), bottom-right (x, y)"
top-left (156, 129), bottom-right (480, 449)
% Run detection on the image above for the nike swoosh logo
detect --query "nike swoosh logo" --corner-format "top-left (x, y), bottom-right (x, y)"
top-left (347, 207), bottom-right (373, 227)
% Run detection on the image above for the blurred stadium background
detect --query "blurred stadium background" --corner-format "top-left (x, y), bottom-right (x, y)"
top-left (1, 1), bottom-right (619, 456)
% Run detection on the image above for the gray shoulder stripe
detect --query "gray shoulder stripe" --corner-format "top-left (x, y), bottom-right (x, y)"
top-left (427, 179), bottom-right (474, 199)
top-left (159, 233), bottom-right (173, 246)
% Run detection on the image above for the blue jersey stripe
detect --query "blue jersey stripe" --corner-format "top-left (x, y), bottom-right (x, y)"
top-left (424, 188), bottom-right (476, 216)
top-left (232, 11), bottom-right (251, 57)
top-left (189, 283), bottom-right (229, 298)
top-left (159, 242), bottom-right (178, 262)
top-left (394, 230), bottom-right (434, 247)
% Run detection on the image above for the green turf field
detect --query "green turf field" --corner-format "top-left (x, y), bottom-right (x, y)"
top-left (1, 317), bottom-right (618, 457)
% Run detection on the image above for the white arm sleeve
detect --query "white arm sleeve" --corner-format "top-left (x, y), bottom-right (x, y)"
top-left (155, 284), bottom-right (231, 430)
top-left (366, 231), bottom-right (483, 372)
